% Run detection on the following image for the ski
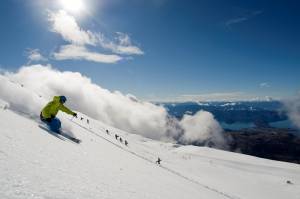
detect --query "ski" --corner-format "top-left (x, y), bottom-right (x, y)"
top-left (59, 131), bottom-right (81, 144)
top-left (39, 124), bottom-right (81, 144)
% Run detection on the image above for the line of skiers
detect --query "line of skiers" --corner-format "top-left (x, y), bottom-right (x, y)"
top-left (79, 114), bottom-right (129, 147)
top-left (80, 117), bottom-right (89, 124)
top-left (114, 133), bottom-right (128, 146)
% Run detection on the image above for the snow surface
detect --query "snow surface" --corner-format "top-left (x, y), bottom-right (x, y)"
top-left (0, 99), bottom-right (300, 199)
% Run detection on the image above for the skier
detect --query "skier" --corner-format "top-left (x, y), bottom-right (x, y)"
top-left (125, 140), bottom-right (128, 146)
top-left (115, 134), bottom-right (119, 140)
top-left (119, 137), bottom-right (123, 143)
top-left (40, 96), bottom-right (77, 133)
top-left (156, 157), bottom-right (161, 165)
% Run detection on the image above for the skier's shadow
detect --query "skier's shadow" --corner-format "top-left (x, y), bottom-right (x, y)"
top-left (38, 125), bottom-right (66, 141)
top-left (38, 125), bottom-right (81, 144)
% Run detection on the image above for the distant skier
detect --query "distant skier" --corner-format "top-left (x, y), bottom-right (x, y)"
top-left (156, 157), bottom-right (161, 165)
top-left (125, 140), bottom-right (128, 146)
top-left (40, 96), bottom-right (77, 133)
top-left (287, 180), bottom-right (293, 185)
top-left (115, 134), bottom-right (119, 140)
top-left (106, 129), bottom-right (109, 134)
top-left (119, 137), bottom-right (123, 143)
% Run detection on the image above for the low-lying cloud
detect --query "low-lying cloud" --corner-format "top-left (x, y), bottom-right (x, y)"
top-left (179, 111), bottom-right (227, 148)
top-left (284, 94), bottom-right (300, 129)
top-left (0, 65), bottom-right (227, 148)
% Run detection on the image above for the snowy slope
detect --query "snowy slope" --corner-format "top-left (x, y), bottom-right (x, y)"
top-left (0, 98), bottom-right (300, 199)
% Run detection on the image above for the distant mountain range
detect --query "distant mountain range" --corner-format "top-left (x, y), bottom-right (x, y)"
top-left (159, 101), bottom-right (300, 164)
top-left (159, 101), bottom-right (289, 128)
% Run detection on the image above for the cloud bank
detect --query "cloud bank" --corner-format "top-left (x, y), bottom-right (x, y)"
top-left (0, 65), bottom-right (226, 148)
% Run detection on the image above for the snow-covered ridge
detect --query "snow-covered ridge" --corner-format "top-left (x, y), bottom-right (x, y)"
top-left (0, 97), bottom-right (300, 199)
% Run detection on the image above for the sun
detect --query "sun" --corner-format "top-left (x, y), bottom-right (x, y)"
top-left (59, 0), bottom-right (85, 13)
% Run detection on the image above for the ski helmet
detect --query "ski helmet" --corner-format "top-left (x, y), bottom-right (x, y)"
top-left (60, 96), bottom-right (67, 103)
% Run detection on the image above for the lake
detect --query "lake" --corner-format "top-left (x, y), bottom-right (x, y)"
top-left (221, 120), bottom-right (296, 130)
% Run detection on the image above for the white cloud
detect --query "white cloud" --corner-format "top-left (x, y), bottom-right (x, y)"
top-left (48, 10), bottom-right (143, 63)
top-left (179, 111), bottom-right (227, 149)
top-left (97, 32), bottom-right (144, 55)
top-left (260, 82), bottom-right (270, 88)
top-left (53, 44), bottom-right (122, 63)
top-left (225, 10), bottom-right (262, 28)
top-left (26, 49), bottom-right (48, 63)
top-left (48, 10), bottom-right (96, 45)
top-left (225, 17), bottom-right (248, 27)
top-left (0, 65), bottom-right (226, 148)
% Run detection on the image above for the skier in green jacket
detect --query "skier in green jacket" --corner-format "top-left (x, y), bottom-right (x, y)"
top-left (40, 96), bottom-right (77, 132)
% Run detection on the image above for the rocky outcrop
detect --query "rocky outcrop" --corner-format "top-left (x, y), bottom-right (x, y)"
top-left (225, 128), bottom-right (300, 164)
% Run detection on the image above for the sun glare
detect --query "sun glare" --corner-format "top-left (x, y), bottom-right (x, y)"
top-left (59, 0), bottom-right (85, 13)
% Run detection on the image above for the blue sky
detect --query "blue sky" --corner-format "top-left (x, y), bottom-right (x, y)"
top-left (0, 0), bottom-right (299, 101)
